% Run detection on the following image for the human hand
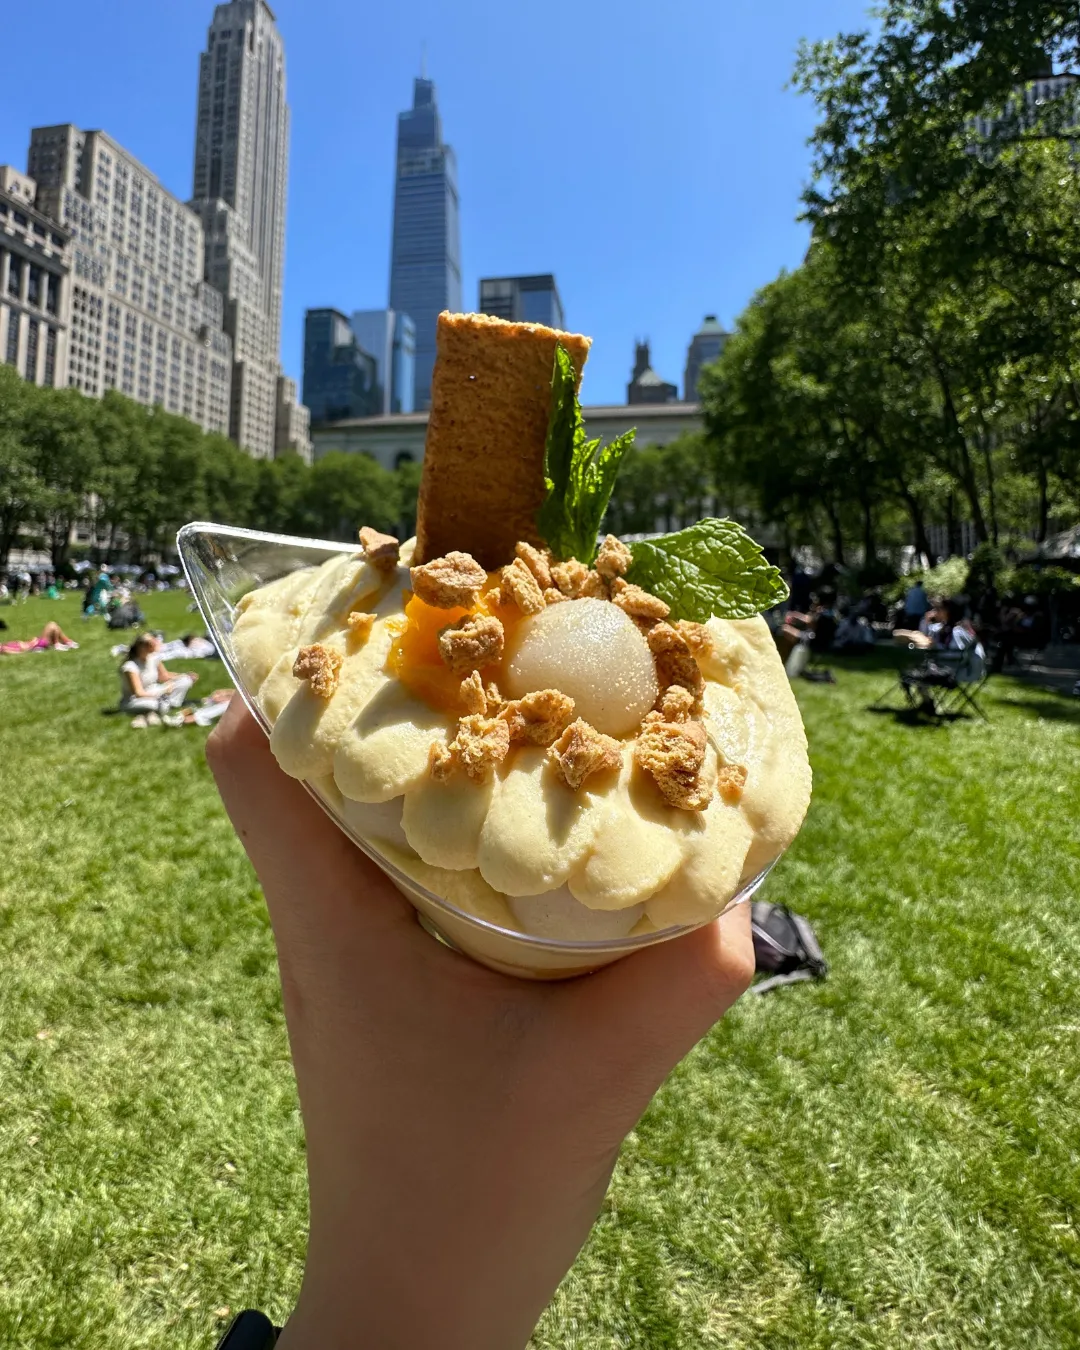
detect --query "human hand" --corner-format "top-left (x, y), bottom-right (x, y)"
top-left (207, 700), bottom-right (755, 1350)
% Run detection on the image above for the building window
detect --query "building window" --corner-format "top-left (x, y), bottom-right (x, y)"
top-left (43, 326), bottom-right (56, 387)
top-left (7, 258), bottom-right (20, 299)
top-left (5, 313), bottom-right (19, 366)
top-left (24, 320), bottom-right (38, 382)
top-left (27, 266), bottom-right (41, 308)
top-left (45, 274), bottom-right (59, 316)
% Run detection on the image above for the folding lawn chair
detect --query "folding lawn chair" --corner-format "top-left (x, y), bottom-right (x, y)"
top-left (873, 643), bottom-right (991, 722)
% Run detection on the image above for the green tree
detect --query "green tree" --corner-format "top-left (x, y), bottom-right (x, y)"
top-left (394, 458), bottom-right (423, 540)
top-left (253, 453), bottom-right (311, 534)
top-left (0, 366), bottom-right (46, 572)
top-left (24, 386), bottom-right (101, 570)
top-left (203, 434), bottom-right (259, 528)
top-left (301, 451), bottom-right (400, 541)
top-left (90, 393), bottom-right (154, 561)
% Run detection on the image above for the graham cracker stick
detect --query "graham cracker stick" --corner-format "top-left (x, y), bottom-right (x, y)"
top-left (414, 312), bottom-right (592, 569)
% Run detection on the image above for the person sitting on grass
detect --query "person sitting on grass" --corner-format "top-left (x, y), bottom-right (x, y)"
top-left (0, 620), bottom-right (79, 654)
top-left (775, 590), bottom-right (839, 665)
top-left (834, 605), bottom-right (877, 653)
top-left (118, 633), bottom-right (197, 721)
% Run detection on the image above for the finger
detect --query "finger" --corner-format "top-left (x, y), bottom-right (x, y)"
top-left (566, 903), bottom-right (755, 1094)
top-left (206, 698), bottom-right (416, 941)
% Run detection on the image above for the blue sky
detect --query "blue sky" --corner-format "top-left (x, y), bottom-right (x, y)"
top-left (0, 0), bottom-right (872, 406)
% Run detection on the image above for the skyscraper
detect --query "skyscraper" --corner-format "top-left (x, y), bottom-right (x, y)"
top-left (350, 308), bottom-right (416, 414)
top-left (303, 308), bottom-right (379, 422)
top-left (25, 125), bottom-right (231, 431)
top-left (191, 0), bottom-right (295, 458)
top-left (389, 77), bottom-right (461, 411)
top-left (683, 315), bottom-right (730, 401)
top-left (478, 275), bottom-right (564, 330)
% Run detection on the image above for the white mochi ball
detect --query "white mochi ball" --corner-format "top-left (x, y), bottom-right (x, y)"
top-left (504, 597), bottom-right (658, 737)
top-left (508, 885), bottom-right (645, 941)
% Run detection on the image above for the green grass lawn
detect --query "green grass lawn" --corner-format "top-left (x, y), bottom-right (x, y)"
top-left (2, 593), bottom-right (1079, 1348)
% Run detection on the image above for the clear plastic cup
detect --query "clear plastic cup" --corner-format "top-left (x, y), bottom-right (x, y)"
top-left (177, 522), bottom-right (776, 980)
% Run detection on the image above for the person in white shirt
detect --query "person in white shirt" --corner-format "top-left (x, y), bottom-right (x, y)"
top-left (118, 634), bottom-right (197, 715)
top-left (158, 633), bottom-right (217, 661)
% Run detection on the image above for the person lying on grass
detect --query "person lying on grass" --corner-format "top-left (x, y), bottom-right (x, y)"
top-left (0, 620), bottom-right (79, 654)
top-left (168, 688), bottom-right (234, 727)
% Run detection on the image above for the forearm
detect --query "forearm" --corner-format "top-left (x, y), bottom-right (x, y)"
top-left (278, 1160), bottom-right (612, 1350)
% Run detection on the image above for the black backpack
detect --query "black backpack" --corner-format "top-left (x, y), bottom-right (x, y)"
top-left (750, 902), bottom-right (828, 994)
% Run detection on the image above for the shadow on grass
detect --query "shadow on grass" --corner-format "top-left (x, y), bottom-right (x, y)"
top-left (864, 705), bottom-right (973, 730)
top-left (994, 694), bottom-right (1080, 726)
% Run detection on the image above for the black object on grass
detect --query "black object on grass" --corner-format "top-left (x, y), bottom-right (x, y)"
top-left (750, 902), bottom-right (827, 995)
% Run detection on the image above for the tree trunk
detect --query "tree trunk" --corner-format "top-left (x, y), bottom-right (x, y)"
top-left (862, 499), bottom-right (876, 570)
top-left (1036, 459), bottom-right (1049, 543)
top-left (823, 499), bottom-right (846, 565)
top-left (981, 437), bottom-right (998, 545)
top-left (931, 353), bottom-right (989, 543)
top-left (946, 494), bottom-right (959, 557)
top-left (961, 469), bottom-right (990, 545)
top-left (0, 507), bottom-right (21, 574)
top-left (51, 515), bottom-right (74, 572)
top-left (901, 489), bottom-right (935, 565)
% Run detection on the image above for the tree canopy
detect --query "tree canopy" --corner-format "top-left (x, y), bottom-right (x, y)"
top-left (0, 370), bottom-right (418, 572)
top-left (689, 0), bottom-right (1080, 570)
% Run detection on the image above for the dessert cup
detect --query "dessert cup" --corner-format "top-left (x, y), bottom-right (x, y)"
top-left (178, 521), bottom-right (777, 980)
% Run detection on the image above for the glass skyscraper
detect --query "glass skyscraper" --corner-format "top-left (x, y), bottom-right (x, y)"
top-left (303, 308), bottom-right (379, 423)
top-left (350, 308), bottom-right (416, 415)
top-left (479, 275), bottom-right (564, 331)
top-left (388, 77), bottom-right (461, 412)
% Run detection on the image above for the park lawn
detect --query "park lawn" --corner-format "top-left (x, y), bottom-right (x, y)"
top-left (1, 593), bottom-right (1079, 1349)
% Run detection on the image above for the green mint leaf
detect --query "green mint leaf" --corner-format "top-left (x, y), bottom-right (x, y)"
top-left (571, 428), bottom-right (635, 562)
top-left (537, 344), bottom-right (636, 564)
top-left (626, 518), bottom-right (788, 622)
top-left (536, 344), bottom-right (583, 562)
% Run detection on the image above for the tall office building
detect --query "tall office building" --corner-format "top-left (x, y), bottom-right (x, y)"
top-left (478, 275), bottom-right (564, 330)
top-left (26, 125), bottom-right (231, 431)
top-left (274, 373), bottom-right (312, 462)
top-left (350, 308), bottom-right (415, 415)
top-left (389, 77), bottom-right (461, 411)
top-left (191, 0), bottom-right (300, 458)
top-left (303, 308), bottom-right (380, 422)
top-left (683, 315), bottom-right (730, 401)
top-left (0, 166), bottom-right (71, 391)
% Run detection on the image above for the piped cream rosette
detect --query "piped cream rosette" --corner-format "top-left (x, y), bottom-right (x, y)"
top-left (230, 538), bottom-right (812, 943)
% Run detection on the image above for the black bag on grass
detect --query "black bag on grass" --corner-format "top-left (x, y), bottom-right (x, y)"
top-left (107, 601), bottom-right (145, 630)
top-left (750, 902), bottom-right (827, 994)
